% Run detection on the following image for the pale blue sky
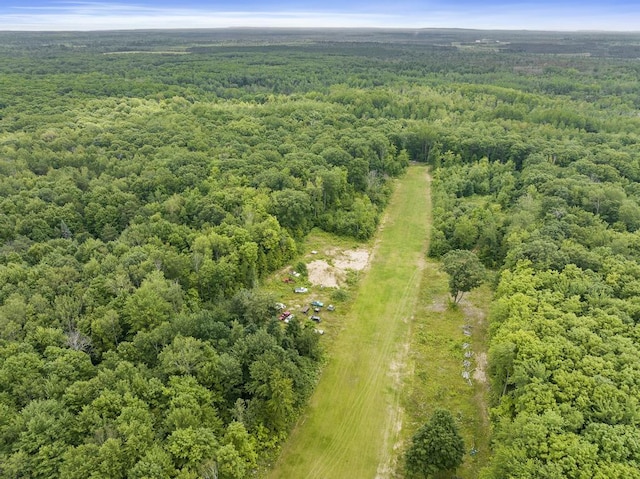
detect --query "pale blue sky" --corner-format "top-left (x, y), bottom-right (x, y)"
top-left (1, 1), bottom-right (639, 31)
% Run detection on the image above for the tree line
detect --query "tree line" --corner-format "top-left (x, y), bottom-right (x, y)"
top-left (425, 56), bottom-right (640, 479)
top-left (2, 29), bottom-right (640, 478)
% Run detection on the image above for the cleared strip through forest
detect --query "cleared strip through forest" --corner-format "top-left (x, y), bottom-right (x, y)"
top-left (268, 165), bottom-right (431, 479)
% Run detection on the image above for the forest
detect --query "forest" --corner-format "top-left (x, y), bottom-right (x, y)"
top-left (1, 28), bottom-right (640, 478)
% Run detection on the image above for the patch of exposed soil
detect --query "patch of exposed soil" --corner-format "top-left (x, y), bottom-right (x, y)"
top-left (460, 294), bottom-right (491, 434)
top-left (429, 297), bottom-right (448, 313)
top-left (474, 352), bottom-right (488, 383)
top-left (306, 248), bottom-right (370, 288)
top-left (307, 260), bottom-right (339, 287)
top-left (460, 297), bottom-right (486, 324)
top-left (334, 249), bottom-right (369, 271)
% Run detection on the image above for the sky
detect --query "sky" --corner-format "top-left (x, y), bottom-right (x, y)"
top-left (0, 0), bottom-right (639, 32)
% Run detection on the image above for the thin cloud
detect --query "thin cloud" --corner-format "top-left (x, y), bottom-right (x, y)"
top-left (0, 1), bottom-right (639, 31)
top-left (0, 11), bottom-right (403, 31)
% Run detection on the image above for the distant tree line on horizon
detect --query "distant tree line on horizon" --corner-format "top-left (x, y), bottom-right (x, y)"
top-left (1, 30), bottom-right (640, 477)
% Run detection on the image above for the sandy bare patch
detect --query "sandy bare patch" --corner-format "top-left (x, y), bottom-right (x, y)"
top-left (306, 248), bottom-right (370, 288)
top-left (307, 260), bottom-right (339, 288)
top-left (459, 298), bottom-right (489, 384)
top-left (474, 352), bottom-right (488, 384)
top-left (460, 298), bottom-right (486, 324)
top-left (334, 249), bottom-right (370, 271)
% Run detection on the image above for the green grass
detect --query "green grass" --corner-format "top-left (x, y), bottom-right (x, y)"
top-left (267, 165), bottom-right (431, 479)
top-left (266, 165), bottom-right (493, 478)
top-left (402, 264), bottom-right (492, 478)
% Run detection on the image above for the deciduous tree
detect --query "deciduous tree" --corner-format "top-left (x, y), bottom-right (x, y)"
top-left (441, 249), bottom-right (485, 303)
top-left (405, 409), bottom-right (465, 478)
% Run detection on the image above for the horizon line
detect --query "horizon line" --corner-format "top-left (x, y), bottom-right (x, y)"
top-left (1, 26), bottom-right (640, 33)
top-left (2, 4), bottom-right (640, 33)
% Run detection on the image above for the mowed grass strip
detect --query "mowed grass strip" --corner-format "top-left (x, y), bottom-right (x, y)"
top-left (268, 165), bottom-right (431, 479)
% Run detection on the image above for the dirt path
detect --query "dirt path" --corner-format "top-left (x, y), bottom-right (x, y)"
top-left (461, 297), bottom-right (492, 451)
top-left (267, 166), bottom-right (431, 479)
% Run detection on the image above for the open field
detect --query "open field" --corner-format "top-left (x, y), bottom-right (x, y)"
top-left (268, 165), bottom-right (431, 478)
top-left (402, 265), bottom-right (492, 478)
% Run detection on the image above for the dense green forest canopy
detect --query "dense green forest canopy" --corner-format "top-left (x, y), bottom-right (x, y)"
top-left (1, 28), bottom-right (640, 478)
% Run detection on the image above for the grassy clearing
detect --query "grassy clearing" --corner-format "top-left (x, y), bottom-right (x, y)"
top-left (259, 228), bottom-right (370, 342)
top-left (402, 262), bottom-right (492, 478)
top-left (267, 165), bottom-right (431, 479)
